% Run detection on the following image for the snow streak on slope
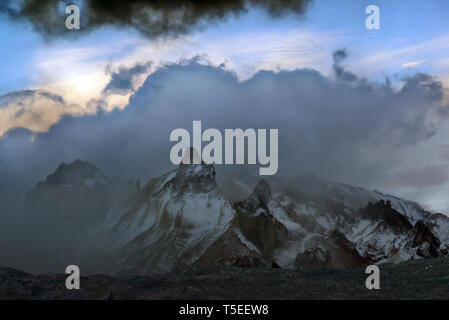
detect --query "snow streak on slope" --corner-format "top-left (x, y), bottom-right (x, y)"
top-left (102, 162), bottom-right (265, 275)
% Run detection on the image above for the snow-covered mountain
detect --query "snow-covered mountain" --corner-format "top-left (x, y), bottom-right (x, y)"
top-left (100, 162), bottom-right (449, 275)
top-left (231, 174), bottom-right (449, 268)
top-left (101, 162), bottom-right (269, 275)
top-left (14, 158), bottom-right (448, 275)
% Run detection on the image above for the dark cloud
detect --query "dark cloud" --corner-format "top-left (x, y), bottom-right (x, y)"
top-left (332, 48), bottom-right (357, 82)
top-left (103, 62), bottom-right (151, 95)
top-left (0, 51), bottom-right (447, 197)
top-left (0, 0), bottom-right (313, 38)
top-left (400, 73), bottom-right (444, 101)
top-left (332, 49), bottom-right (347, 64)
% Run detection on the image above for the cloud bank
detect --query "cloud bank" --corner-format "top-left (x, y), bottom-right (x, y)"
top-left (0, 52), bottom-right (447, 198)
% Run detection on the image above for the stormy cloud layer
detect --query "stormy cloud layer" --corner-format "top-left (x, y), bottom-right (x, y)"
top-left (0, 52), bottom-right (447, 197)
top-left (0, 0), bottom-right (313, 38)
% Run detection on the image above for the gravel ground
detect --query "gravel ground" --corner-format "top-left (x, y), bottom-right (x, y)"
top-left (1, 257), bottom-right (449, 299)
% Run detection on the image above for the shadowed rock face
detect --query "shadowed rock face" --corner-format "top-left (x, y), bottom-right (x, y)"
top-left (412, 221), bottom-right (440, 258)
top-left (234, 179), bottom-right (272, 213)
top-left (234, 180), bottom-right (290, 258)
top-left (194, 221), bottom-right (272, 268)
top-left (357, 200), bottom-right (443, 260)
top-left (295, 231), bottom-right (370, 269)
top-left (360, 200), bottom-right (413, 232)
top-left (252, 179), bottom-right (272, 204)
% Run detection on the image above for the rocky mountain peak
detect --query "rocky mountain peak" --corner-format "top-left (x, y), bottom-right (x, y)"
top-left (43, 159), bottom-right (106, 187)
top-left (232, 179), bottom-right (273, 217)
top-left (253, 179), bottom-right (272, 199)
top-left (166, 161), bottom-right (217, 194)
top-left (244, 179), bottom-right (272, 209)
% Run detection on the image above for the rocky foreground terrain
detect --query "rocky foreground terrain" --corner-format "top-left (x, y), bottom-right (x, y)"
top-left (1, 257), bottom-right (449, 299)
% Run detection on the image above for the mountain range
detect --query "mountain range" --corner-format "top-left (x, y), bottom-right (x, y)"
top-left (2, 158), bottom-right (448, 275)
top-left (97, 160), bottom-right (449, 275)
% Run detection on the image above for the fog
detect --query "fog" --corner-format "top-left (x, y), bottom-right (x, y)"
top-left (0, 51), bottom-right (448, 273)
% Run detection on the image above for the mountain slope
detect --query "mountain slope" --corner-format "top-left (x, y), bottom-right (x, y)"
top-left (19, 159), bottom-right (449, 275)
top-left (232, 177), bottom-right (449, 268)
top-left (102, 162), bottom-right (268, 275)
top-left (101, 164), bottom-right (449, 275)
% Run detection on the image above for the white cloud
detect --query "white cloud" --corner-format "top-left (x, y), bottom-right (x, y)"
top-left (402, 60), bottom-right (426, 69)
top-left (0, 90), bottom-right (80, 137)
top-left (30, 26), bottom-right (343, 106)
top-left (1, 60), bottom-right (448, 213)
top-left (1, 26), bottom-right (343, 137)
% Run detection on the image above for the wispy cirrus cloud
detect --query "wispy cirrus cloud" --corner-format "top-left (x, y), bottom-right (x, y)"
top-left (348, 33), bottom-right (449, 82)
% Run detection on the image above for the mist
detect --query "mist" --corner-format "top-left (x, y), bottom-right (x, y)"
top-left (0, 51), bottom-right (448, 274)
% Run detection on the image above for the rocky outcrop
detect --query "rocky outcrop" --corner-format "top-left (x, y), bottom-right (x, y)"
top-left (234, 180), bottom-right (290, 258)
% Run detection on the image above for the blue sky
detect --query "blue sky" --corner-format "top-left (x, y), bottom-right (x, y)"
top-left (1, 0), bottom-right (449, 96)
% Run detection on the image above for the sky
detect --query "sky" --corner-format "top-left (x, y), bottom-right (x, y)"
top-left (1, 0), bottom-right (449, 213)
